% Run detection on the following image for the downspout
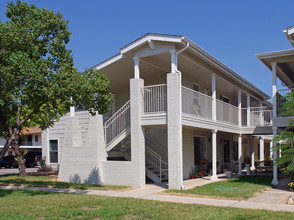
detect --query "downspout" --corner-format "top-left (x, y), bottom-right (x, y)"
top-left (175, 42), bottom-right (189, 189)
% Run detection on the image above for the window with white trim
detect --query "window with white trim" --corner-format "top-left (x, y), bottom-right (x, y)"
top-left (49, 140), bottom-right (58, 163)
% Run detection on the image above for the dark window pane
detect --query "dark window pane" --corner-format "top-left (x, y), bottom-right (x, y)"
top-left (49, 140), bottom-right (58, 163)
top-left (49, 140), bottom-right (58, 151)
top-left (50, 152), bottom-right (58, 163)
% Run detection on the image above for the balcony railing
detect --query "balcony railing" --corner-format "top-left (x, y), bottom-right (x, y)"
top-left (182, 86), bottom-right (212, 119)
top-left (141, 84), bottom-right (272, 127)
top-left (241, 107), bottom-right (273, 126)
top-left (277, 88), bottom-right (293, 116)
top-left (216, 100), bottom-right (238, 125)
top-left (143, 84), bottom-right (167, 114)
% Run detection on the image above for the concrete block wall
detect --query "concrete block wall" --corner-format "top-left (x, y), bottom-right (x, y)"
top-left (58, 114), bottom-right (105, 184)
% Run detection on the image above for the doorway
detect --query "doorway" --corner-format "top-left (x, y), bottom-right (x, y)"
top-left (223, 140), bottom-right (230, 163)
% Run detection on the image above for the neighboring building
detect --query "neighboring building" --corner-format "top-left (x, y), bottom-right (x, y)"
top-left (43, 34), bottom-right (274, 189)
top-left (256, 25), bottom-right (294, 185)
top-left (0, 127), bottom-right (42, 156)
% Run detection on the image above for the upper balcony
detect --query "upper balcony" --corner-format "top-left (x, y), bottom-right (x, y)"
top-left (142, 84), bottom-right (273, 133)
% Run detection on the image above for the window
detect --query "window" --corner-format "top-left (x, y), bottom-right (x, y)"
top-left (194, 137), bottom-right (207, 165)
top-left (193, 83), bottom-right (200, 92)
top-left (49, 140), bottom-right (58, 163)
top-left (35, 135), bottom-right (38, 142)
top-left (220, 95), bottom-right (230, 103)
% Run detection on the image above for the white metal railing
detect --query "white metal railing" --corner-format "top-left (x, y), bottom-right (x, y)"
top-left (182, 86), bottom-right (212, 119)
top-left (143, 84), bottom-right (167, 113)
top-left (146, 146), bottom-right (162, 182)
top-left (145, 138), bottom-right (168, 169)
top-left (216, 100), bottom-right (238, 125)
top-left (104, 100), bottom-right (130, 146)
top-left (241, 107), bottom-right (273, 126)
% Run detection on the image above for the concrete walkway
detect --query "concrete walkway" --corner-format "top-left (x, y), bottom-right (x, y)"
top-left (0, 175), bottom-right (293, 213)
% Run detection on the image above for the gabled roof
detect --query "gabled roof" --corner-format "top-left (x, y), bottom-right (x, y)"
top-left (94, 33), bottom-right (270, 100)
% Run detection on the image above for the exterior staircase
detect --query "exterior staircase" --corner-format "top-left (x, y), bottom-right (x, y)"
top-left (104, 101), bottom-right (130, 151)
top-left (104, 100), bottom-right (168, 183)
top-left (145, 146), bottom-right (168, 183)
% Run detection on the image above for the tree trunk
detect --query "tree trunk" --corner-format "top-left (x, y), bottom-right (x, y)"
top-left (11, 144), bottom-right (27, 177)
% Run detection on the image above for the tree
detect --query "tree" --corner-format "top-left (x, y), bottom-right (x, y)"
top-left (0, 1), bottom-right (113, 176)
top-left (273, 91), bottom-right (294, 180)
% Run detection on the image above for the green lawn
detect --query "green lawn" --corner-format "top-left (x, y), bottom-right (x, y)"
top-left (0, 189), bottom-right (293, 219)
top-left (0, 174), bottom-right (129, 191)
top-left (165, 176), bottom-right (273, 200)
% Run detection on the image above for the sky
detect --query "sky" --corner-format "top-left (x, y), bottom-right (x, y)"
top-left (1, 0), bottom-right (293, 97)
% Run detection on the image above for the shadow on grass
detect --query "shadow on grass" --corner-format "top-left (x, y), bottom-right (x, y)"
top-left (0, 174), bottom-right (114, 190)
top-left (228, 175), bottom-right (273, 187)
top-left (0, 189), bottom-right (55, 197)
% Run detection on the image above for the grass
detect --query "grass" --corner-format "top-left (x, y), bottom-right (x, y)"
top-left (0, 189), bottom-right (293, 219)
top-left (165, 176), bottom-right (273, 200)
top-left (0, 174), bottom-right (130, 191)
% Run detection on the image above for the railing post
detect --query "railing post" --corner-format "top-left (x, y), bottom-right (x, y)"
top-left (238, 89), bottom-right (242, 126)
top-left (211, 74), bottom-right (217, 121)
top-left (247, 93), bottom-right (250, 127)
top-left (259, 100), bottom-right (264, 126)
top-left (272, 62), bottom-right (277, 118)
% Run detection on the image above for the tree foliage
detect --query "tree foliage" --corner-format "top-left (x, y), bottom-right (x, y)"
top-left (273, 92), bottom-right (294, 179)
top-left (0, 1), bottom-right (113, 175)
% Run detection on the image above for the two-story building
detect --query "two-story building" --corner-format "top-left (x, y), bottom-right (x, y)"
top-left (42, 33), bottom-right (274, 189)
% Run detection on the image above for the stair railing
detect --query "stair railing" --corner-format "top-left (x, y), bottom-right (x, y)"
top-left (146, 146), bottom-right (162, 182)
top-left (145, 137), bottom-right (168, 166)
top-left (104, 100), bottom-right (130, 146)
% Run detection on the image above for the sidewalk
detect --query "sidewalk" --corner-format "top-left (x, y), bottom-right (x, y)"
top-left (0, 176), bottom-right (293, 213)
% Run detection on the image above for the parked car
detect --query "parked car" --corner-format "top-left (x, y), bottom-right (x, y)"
top-left (24, 152), bottom-right (41, 168)
top-left (0, 156), bottom-right (18, 168)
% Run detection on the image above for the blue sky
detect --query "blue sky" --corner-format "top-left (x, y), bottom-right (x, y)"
top-left (1, 0), bottom-right (293, 97)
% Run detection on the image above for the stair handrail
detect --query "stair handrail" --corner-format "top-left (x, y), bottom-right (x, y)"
top-left (146, 146), bottom-right (162, 182)
top-left (145, 137), bottom-right (168, 164)
top-left (104, 100), bottom-right (130, 146)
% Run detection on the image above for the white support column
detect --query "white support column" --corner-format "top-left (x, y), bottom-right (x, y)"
top-left (238, 134), bottom-right (243, 175)
top-left (247, 93), bottom-right (251, 127)
top-left (70, 106), bottom-right (75, 117)
top-left (211, 129), bottom-right (218, 181)
top-left (238, 89), bottom-right (242, 127)
top-left (211, 73), bottom-right (217, 121)
top-left (167, 72), bottom-right (183, 189)
top-left (251, 136), bottom-right (255, 170)
top-left (170, 49), bottom-right (177, 73)
top-left (272, 62), bottom-right (277, 118)
top-left (133, 56), bottom-right (140, 78)
top-left (246, 135), bottom-right (251, 175)
top-left (70, 97), bottom-right (75, 117)
top-left (271, 127), bottom-right (279, 185)
top-left (259, 100), bottom-right (264, 126)
top-left (130, 78), bottom-right (145, 188)
top-left (270, 141), bottom-right (273, 159)
top-left (260, 137), bottom-right (264, 166)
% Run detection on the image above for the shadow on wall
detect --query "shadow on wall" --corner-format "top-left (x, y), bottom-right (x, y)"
top-left (68, 167), bottom-right (102, 185)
